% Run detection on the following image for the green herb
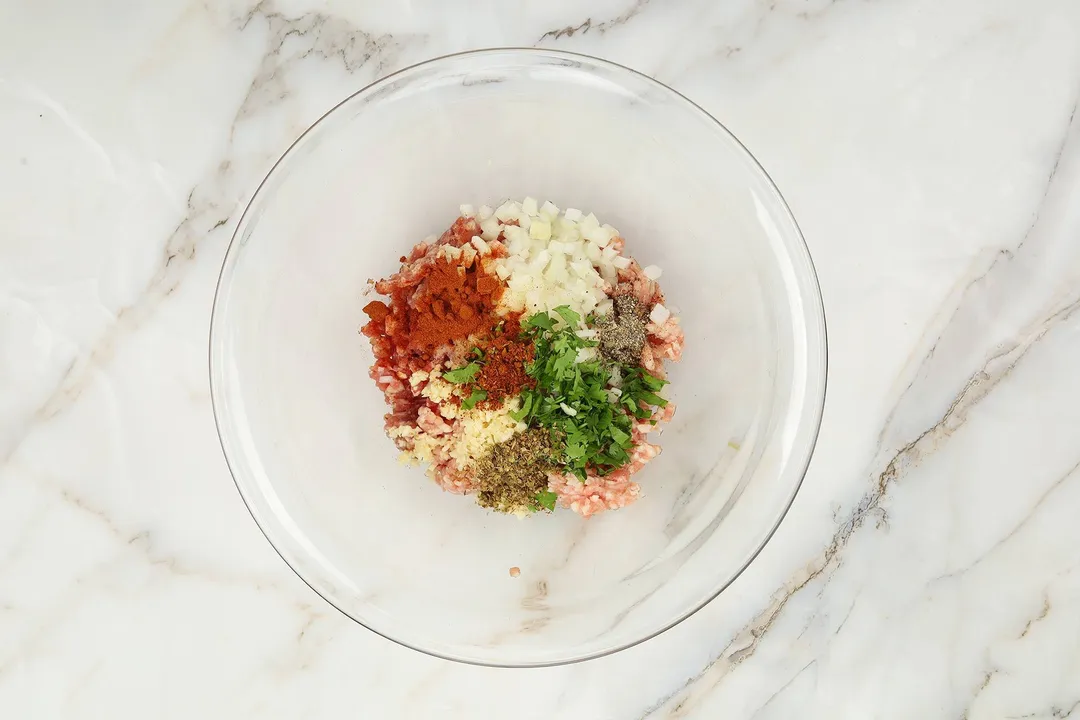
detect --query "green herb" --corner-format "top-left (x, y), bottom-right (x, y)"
top-left (461, 387), bottom-right (487, 410)
top-left (517, 309), bottom-right (637, 480)
top-left (620, 366), bottom-right (669, 410)
top-left (535, 490), bottom-right (558, 512)
top-left (470, 346), bottom-right (486, 361)
top-left (510, 392), bottom-right (534, 422)
top-left (443, 362), bottom-right (481, 384)
top-left (475, 429), bottom-right (556, 513)
top-left (553, 305), bottom-right (581, 327)
top-left (524, 312), bottom-right (554, 331)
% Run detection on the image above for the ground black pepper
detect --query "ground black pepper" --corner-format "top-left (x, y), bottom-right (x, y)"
top-left (596, 291), bottom-right (648, 365)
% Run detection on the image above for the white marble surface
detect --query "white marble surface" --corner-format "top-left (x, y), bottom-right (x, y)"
top-left (2, 0), bottom-right (1080, 717)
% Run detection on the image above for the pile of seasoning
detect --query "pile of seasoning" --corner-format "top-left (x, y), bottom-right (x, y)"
top-left (475, 334), bottom-right (535, 407)
top-left (596, 291), bottom-right (648, 365)
top-left (362, 246), bottom-right (504, 362)
top-left (474, 429), bottom-right (558, 512)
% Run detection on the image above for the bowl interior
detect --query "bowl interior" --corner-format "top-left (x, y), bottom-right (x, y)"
top-left (211, 50), bottom-right (825, 666)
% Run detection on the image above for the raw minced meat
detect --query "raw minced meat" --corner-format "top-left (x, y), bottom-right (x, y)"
top-left (361, 199), bottom-right (685, 517)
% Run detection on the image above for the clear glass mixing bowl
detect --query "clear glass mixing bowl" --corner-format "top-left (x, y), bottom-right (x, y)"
top-left (210, 49), bottom-right (827, 667)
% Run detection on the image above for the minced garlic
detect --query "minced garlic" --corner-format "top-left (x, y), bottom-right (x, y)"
top-left (395, 396), bottom-right (526, 470)
top-left (420, 371), bottom-right (457, 404)
top-left (448, 396), bottom-right (525, 469)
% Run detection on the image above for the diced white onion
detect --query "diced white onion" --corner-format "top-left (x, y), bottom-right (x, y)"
top-left (478, 205), bottom-right (494, 220)
top-left (479, 217), bottom-right (501, 241)
top-left (649, 303), bottom-right (671, 325)
top-left (575, 347), bottom-right (597, 363)
top-left (487, 200), bottom-right (638, 323)
top-left (459, 204), bottom-right (476, 218)
top-left (559, 402), bottom-right (578, 417)
top-left (530, 219), bottom-right (552, 241)
top-left (495, 201), bottom-right (522, 222)
top-left (643, 264), bottom-right (663, 280)
top-left (471, 236), bottom-right (490, 255)
top-left (583, 224), bottom-right (614, 246)
top-left (612, 256), bottom-right (631, 270)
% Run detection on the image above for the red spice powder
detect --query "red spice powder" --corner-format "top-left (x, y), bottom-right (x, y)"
top-left (361, 218), bottom-right (506, 363)
top-left (476, 334), bottom-right (535, 407)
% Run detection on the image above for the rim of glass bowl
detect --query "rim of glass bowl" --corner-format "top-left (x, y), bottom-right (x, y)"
top-left (209, 47), bottom-right (828, 668)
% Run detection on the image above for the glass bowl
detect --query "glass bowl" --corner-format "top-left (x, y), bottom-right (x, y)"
top-left (210, 49), bottom-right (827, 667)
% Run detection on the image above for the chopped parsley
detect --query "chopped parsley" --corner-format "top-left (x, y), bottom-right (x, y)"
top-left (619, 365), bottom-right (669, 419)
top-left (534, 490), bottom-right (558, 512)
top-left (461, 387), bottom-right (487, 410)
top-left (443, 362), bottom-right (481, 384)
top-left (524, 312), bottom-right (555, 331)
top-left (516, 306), bottom-right (668, 481)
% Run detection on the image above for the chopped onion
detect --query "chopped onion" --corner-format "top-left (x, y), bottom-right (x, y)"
top-left (479, 217), bottom-right (501, 241)
top-left (495, 201), bottom-right (521, 222)
top-left (459, 204), bottom-right (476, 218)
top-left (530, 219), bottom-right (552, 241)
top-left (575, 347), bottom-right (597, 363)
top-left (583, 224), bottom-right (614, 247)
top-left (612, 256), bottom-right (631, 270)
top-left (649, 303), bottom-right (671, 324)
top-left (489, 202), bottom-right (633, 322)
top-left (643, 264), bottom-right (663, 280)
top-left (470, 236), bottom-right (491, 255)
top-left (559, 402), bottom-right (579, 417)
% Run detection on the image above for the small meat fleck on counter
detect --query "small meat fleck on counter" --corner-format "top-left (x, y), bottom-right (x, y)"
top-left (509, 566), bottom-right (521, 578)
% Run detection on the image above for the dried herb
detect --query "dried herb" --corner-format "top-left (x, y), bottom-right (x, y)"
top-left (474, 429), bottom-right (558, 512)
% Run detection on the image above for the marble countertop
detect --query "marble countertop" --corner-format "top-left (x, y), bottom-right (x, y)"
top-left (3, 0), bottom-right (1080, 717)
